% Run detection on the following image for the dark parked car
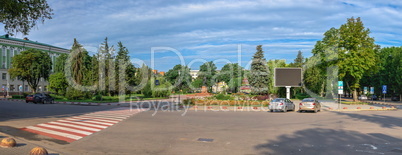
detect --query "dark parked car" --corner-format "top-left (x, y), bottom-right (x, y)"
top-left (391, 95), bottom-right (400, 101)
top-left (370, 95), bottom-right (378, 100)
top-left (29, 93), bottom-right (54, 104)
top-left (25, 95), bottom-right (34, 103)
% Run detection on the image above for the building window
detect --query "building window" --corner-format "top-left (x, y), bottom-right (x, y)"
top-left (10, 85), bottom-right (14, 92)
top-left (2, 73), bottom-right (6, 80)
top-left (25, 85), bottom-right (29, 91)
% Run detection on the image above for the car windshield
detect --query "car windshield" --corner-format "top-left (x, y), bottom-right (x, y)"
top-left (302, 99), bottom-right (315, 102)
top-left (272, 99), bottom-right (284, 102)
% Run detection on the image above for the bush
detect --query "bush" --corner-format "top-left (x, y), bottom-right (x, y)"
top-left (12, 95), bottom-right (24, 99)
top-left (182, 98), bottom-right (195, 105)
top-left (65, 87), bottom-right (85, 100)
top-left (93, 95), bottom-right (103, 101)
top-left (215, 94), bottom-right (232, 100)
top-left (295, 93), bottom-right (311, 100)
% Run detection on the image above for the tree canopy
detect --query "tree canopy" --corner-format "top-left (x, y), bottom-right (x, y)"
top-left (9, 49), bottom-right (52, 93)
top-left (0, 0), bottom-right (53, 35)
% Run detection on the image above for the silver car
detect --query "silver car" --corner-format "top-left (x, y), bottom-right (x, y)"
top-left (299, 98), bottom-right (321, 113)
top-left (269, 98), bottom-right (295, 112)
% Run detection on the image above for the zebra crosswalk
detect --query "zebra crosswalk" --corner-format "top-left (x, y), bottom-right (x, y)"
top-left (21, 107), bottom-right (144, 143)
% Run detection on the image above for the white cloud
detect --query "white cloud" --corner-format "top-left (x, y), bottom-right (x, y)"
top-left (2, 0), bottom-right (401, 71)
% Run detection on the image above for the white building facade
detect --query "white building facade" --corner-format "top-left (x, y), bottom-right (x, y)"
top-left (0, 35), bottom-right (69, 95)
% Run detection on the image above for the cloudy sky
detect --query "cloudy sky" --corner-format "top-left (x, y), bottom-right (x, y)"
top-left (2, 0), bottom-right (402, 71)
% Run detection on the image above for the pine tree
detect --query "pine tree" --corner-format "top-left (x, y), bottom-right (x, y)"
top-left (249, 45), bottom-right (270, 95)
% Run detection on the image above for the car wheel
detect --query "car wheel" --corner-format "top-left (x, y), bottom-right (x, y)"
top-left (283, 107), bottom-right (287, 113)
top-left (270, 110), bottom-right (273, 112)
top-left (42, 100), bottom-right (46, 104)
top-left (314, 108), bottom-right (318, 113)
top-left (26, 100), bottom-right (28, 103)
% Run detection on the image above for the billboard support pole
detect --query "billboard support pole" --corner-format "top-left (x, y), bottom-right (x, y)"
top-left (286, 86), bottom-right (291, 99)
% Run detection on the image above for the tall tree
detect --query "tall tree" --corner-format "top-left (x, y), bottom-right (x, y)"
top-left (0, 0), bottom-right (53, 35)
top-left (54, 53), bottom-right (68, 73)
top-left (249, 45), bottom-right (270, 95)
top-left (165, 64), bottom-right (191, 92)
top-left (197, 61), bottom-right (217, 88)
top-left (267, 59), bottom-right (286, 95)
top-left (97, 37), bottom-right (115, 95)
top-left (216, 63), bottom-right (244, 84)
top-left (115, 41), bottom-right (136, 94)
top-left (9, 49), bottom-right (52, 93)
top-left (338, 17), bottom-right (379, 101)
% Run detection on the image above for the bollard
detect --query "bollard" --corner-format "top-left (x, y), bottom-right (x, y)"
top-left (29, 147), bottom-right (48, 155)
top-left (0, 137), bottom-right (16, 148)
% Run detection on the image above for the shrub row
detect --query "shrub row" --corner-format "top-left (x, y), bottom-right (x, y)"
top-left (193, 99), bottom-right (269, 106)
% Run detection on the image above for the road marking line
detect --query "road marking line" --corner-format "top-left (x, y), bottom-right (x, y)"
top-left (70, 116), bottom-right (121, 123)
top-left (48, 122), bottom-right (101, 131)
top-left (25, 126), bottom-right (82, 140)
top-left (66, 117), bottom-right (119, 124)
top-left (37, 124), bottom-right (93, 135)
top-left (57, 120), bottom-right (109, 128)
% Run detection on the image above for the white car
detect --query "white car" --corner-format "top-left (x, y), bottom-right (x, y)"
top-left (269, 98), bottom-right (295, 112)
top-left (358, 95), bottom-right (368, 100)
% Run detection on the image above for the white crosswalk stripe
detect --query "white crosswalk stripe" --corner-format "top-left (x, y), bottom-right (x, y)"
top-left (21, 108), bottom-right (143, 142)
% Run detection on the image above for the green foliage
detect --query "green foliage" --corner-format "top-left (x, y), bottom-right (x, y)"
top-left (197, 61), bottom-right (217, 88)
top-left (191, 79), bottom-right (203, 91)
top-left (294, 93), bottom-right (311, 100)
top-left (0, 0), bottom-right (53, 35)
top-left (54, 53), bottom-right (68, 73)
top-left (12, 95), bottom-right (24, 99)
top-left (228, 77), bottom-right (242, 93)
top-left (165, 64), bottom-right (191, 92)
top-left (65, 87), bottom-right (86, 100)
top-left (267, 59), bottom-right (286, 95)
top-left (9, 49), bottom-right (52, 93)
top-left (48, 72), bottom-right (68, 95)
top-left (216, 63), bottom-right (244, 84)
top-left (142, 77), bottom-right (172, 98)
top-left (249, 45), bottom-right (270, 95)
top-left (93, 94), bottom-right (103, 101)
top-left (214, 93), bottom-right (232, 100)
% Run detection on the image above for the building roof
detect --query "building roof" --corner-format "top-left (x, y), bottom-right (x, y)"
top-left (0, 34), bottom-right (69, 52)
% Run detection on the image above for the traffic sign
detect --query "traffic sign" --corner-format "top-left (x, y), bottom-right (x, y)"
top-left (364, 87), bottom-right (368, 94)
top-left (370, 87), bottom-right (374, 94)
top-left (19, 85), bottom-right (23, 92)
top-left (382, 85), bottom-right (387, 94)
top-left (338, 81), bottom-right (343, 94)
top-left (155, 80), bottom-right (160, 86)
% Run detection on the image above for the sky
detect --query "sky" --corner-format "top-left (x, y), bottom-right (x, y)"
top-left (2, 0), bottom-right (402, 71)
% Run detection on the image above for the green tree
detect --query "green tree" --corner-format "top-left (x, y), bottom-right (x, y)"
top-left (197, 61), bottom-right (217, 88)
top-left (267, 59), bottom-right (286, 95)
top-left (115, 41), bottom-right (136, 95)
top-left (9, 49), bottom-right (52, 93)
top-left (54, 53), bottom-right (68, 73)
top-left (165, 64), bottom-right (191, 92)
top-left (48, 72), bottom-right (68, 95)
top-left (216, 63), bottom-right (244, 84)
top-left (249, 45), bottom-right (270, 95)
top-left (0, 0), bottom-right (53, 35)
top-left (228, 77), bottom-right (242, 93)
top-left (338, 17), bottom-right (379, 101)
top-left (97, 37), bottom-right (115, 95)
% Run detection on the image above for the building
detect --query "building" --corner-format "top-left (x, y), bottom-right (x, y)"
top-left (0, 34), bottom-right (69, 95)
top-left (190, 70), bottom-right (199, 79)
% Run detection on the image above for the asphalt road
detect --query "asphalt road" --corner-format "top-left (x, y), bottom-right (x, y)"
top-left (1, 100), bottom-right (402, 155)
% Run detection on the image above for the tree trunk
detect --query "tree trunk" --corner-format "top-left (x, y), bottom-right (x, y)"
top-left (353, 89), bottom-right (358, 102)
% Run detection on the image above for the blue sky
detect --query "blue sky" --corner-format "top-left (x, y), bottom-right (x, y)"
top-left (2, 0), bottom-right (402, 71)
